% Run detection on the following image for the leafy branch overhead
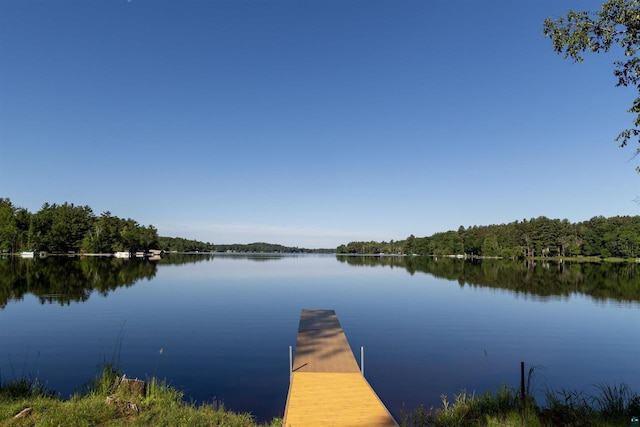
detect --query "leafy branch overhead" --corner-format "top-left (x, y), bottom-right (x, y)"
top-left (544, 0), bottom-right (640, 170)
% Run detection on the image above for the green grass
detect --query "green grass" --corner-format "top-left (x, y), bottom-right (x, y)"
top-left (3, 366), bottom-right (639, 426)
top-left (0, 365), bottom-right (282, 426)
top-left (400, 386), bottom-right (541, 427)
top-left (400, 382), bottom-right (640, 427)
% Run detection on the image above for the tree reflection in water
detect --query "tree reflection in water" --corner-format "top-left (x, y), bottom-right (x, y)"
top-left (0, 256), bottom-right (158, 307)
top-left (337, 256), bottom-right (640, 303)
top-left (2, 254), bottom-right (637, 307)
top-left (0, 253), bottom-right (294, 307)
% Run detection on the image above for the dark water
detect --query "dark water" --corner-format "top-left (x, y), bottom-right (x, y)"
top-left (1, 254), bottom-right (638, 422)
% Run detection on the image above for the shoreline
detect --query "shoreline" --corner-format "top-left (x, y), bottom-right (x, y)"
top-left (2, 365), bottom-right (638, 426)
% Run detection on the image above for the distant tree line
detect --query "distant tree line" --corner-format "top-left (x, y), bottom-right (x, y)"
top-left (156, 237), bottom-right (332, 253)
top-left (157, 236), bottom-right (216, 253)
top-left (0, 198), bottom-right (158, 254)
top-left (212, 242), bottom-right (331, 253)
top-left (337, 215), bottom-right (640, 259)
top-left (0, 198), bottom-right (333, 255)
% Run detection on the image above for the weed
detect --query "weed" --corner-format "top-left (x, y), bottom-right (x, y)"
top-left (0, 365), bottom-right (281, 426)
top-left (0, 377), bottom-right (54, 399)
top-left (109, 319), bottom-right (126, 370)
top-left (402, 380), bottom-right (639, 427)
top-left (592, 382), bottom-right (631, 417)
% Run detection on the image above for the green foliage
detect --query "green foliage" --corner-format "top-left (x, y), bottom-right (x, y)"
top-left (157, 236), bottom-right (216, 252)
top-left (27, 202), bottom-right (95, 252)
top-left (337, 215), bottom-right (640, 259)
top-left (336, 240), bottom-right (404, 255)
top-left (157, 236), bottom-right (330, 253)
top-left (213, 242), bottom-right (329, 253)
top-left (0, 199), bottom-right (20, 254)
top-left (543, 0), bottom-right (640, 170)
top-left (0, 199), bottom-right (159, 254)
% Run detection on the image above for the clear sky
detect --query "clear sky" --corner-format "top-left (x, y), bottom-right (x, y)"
top-left (1, 0), bottom-right (638, 248)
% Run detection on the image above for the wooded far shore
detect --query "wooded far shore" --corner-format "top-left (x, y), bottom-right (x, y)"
top-left (1, 198), bottom-right (638, 260)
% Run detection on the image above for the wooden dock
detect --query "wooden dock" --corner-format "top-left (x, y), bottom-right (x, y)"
top-left (283, 309), bottom-right (398, 427)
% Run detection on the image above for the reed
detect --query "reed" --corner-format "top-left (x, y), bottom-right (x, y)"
top-left (0, 365), bottom-right (282, 426)
top-left (591, 383), bottom-right (640, 421)
top-left (0, 378), bottom-right (53, 400)
top-left (400, 364), bottom-right (637, 427)
top-left (400, 381), bottom-right (639, 427)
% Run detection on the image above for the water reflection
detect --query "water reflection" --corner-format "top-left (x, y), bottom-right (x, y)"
top-left (2, 254), bottom-right (638, 308)
top-left (1, 254), bottom-right (637, 422)
top-left (0, 257), bottom-right (158, 307)
top-left (337, 256), bottom-right (640, 303)
top-left (0, 253), bottom-right (299, 307)
top-left (156, 252), bottom-right (295, 264)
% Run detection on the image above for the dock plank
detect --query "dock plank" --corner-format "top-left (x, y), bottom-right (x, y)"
top-left (292, 309), bottom-right (360, 373)
top-left (283, 309), bottom-right (397, 427)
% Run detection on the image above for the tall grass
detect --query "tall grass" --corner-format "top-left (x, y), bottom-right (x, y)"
top-left (400, 385), bottom-right (540, 427)
top-left (592, 383), bottom-right (640, 421)
top-left (401, 381), bottom-right (640, 427)
top-left (0, 364), bottom-right (282, 426)
top-left (0, 378), bottom-right (54, 400)
top-left (3, 361), bottom-right (637, 426)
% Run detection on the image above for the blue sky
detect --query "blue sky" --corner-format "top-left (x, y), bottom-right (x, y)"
top-left (1, 0), bottom-right (638, 248)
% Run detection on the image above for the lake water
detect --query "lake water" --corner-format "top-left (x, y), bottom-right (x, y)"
top-left (1, 254), bottom-right (638, 422)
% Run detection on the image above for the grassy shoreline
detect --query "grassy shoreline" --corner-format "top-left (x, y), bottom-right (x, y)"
top-left (400, 383), bottom-right (640, 427)
top-left (2, 365), bottom-right (639, 426)
top-left (0, 366), bottom-right (282, 427)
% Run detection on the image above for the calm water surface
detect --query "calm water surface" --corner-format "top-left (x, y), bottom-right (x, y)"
top-left (1, 254), bottom-right (638, 422)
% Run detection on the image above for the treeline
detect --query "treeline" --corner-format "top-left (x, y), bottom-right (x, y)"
top-left (0, 198), bottom-right (158, 254)
top-left (213, 242), bottom-right (331, 253)
top-left (0, 198), bottom-right (332, 255)
top-left (157, 238), bottom-right (298, 253)
top-left (337, 215), bottom-right (640, 259)
top-left (156, 237), bottom-right (331, 253)
top-left (157, 236), bottom-right (215, 252)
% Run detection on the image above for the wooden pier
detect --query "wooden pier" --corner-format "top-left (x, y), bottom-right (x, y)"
top-left (283, 309), bottom-right (398, 427)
